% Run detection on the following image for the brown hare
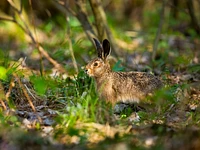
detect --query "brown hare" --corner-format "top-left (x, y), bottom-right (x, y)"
top-left (85, 38), bottom-right (162, 105)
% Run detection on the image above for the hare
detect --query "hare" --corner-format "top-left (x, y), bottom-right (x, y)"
top-left (85, 38), bottom-right (162, 105)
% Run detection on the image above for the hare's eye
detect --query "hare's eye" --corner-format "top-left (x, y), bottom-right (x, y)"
top-left (93, 62), bottom-right (98, 66)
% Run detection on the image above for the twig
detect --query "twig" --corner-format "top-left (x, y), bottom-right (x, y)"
top-left (89, 0), bottom-right (105, 41)
top-left (56, 0), bottom-right (97, 42)
top-left (7, 0), bottom-right (20, 13)
top-left (5, 76), bottom-right (15, 101)
top-left (16, 17), bottom-right (64, 72)
top-left (65, 1), bottom-right (79, 74)
top-left (24, 84), bottom-right (36, 100)
top-left (89, 0), bottom-right (119, 56)
top-left (75, 0), bottom-right (97, 40)
top-left (15, 75), bottom-right (36, 112)
top-left (0, 1), bottom-right (36, 43)
top-left (0, 17), bottom-right (15, 22)
top-left (0, 83), bottom-right (7, 110)
top-left (0, 0), bottom-right (67, 74)
top-left (152, 0), bottom-right (167, 62)
top-left (55, 0), bottom-right (77, 16)
top-left (28, 0), bottom-right (39, 44)
top-left (15, 17), bottom-right (37, 43)
top-left (0, 99), bottom-right (7, 110)
top-left (37, 45), bottom-right (65, 73)
top-left (15, 74), bottom-right (42, 123)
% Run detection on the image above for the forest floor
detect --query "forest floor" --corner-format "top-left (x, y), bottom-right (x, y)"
top-left (0, 39), bottom-right (200, 150)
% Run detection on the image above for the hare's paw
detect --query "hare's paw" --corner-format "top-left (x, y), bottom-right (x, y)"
top-left (113, 103), bottom-right (130, 114)
top-left (128, 112), bottom-right (140, 122)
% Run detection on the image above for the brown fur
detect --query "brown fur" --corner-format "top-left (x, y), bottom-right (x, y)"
top-left (86, 39), bottom-right (162, 105)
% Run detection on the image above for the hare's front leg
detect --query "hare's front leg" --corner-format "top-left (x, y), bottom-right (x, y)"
top-left (99, 88), bottom-right (117, 105)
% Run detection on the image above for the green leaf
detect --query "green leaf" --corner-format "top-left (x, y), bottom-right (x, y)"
top-left (112, 60), bottom-right (125, 72)
top-left (9, 116), bottom-right (18, 122)
top-left (0, 66), bottom-right (7, 81)
top-left (30, 76), bottom-right (48, 95)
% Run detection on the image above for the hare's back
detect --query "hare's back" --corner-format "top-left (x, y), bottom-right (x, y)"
top-left (112, 71), bottom-right (162, 94)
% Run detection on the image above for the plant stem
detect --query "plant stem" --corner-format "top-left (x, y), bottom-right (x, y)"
top-left (152, 0), bottom-right (166, 62)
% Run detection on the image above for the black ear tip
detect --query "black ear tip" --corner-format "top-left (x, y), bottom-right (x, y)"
top-left (93, 38), bottom-right (99, 43)
top-left (103, 39), bottom-right (109, 43)
top-left (93, 38), bottom-right (109, 44)
top-left (93, 38), bottom-right (101, 46)
top-left (103, 39), bottom-right (109, 41)
top-left (103, 39), bottom-right (110, 46)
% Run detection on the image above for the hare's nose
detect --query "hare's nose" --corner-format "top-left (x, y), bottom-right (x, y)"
top-left (85, 68), bottom-right (88, 74)
top-left (81, 66), bottom-right (87, 73)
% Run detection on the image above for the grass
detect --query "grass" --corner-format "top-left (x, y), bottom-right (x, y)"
top-left (0, 53), bottom-right (199, 149)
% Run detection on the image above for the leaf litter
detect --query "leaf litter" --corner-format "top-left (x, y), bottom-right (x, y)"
top-left (0, 38), bottom-right (200, 149)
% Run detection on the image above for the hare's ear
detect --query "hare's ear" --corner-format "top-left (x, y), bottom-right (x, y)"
top-left (93, 38), bottom-right (103, 58)
top-left (102, 39), bottom-right (111, 60)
